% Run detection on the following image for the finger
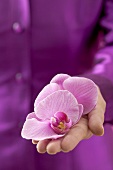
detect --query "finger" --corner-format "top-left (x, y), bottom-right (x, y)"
top-left (88, 108), bottom-right (104, 136)
top-left (88, 88), bottom-right (106, 136)
top-left (32, 140), bottom-right (38, 144)
top-left (36, 139), bottom-right (51, 153)
top-left (61, 118), bottom-right (92, 152)
top-left (46, 138), bottom-right (62, 155)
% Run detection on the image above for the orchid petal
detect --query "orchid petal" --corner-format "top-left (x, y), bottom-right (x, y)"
top-left (77, 104), bottom-right (84, 119)
top-left (21, 119), bottom-right (64, 140)
top-left (50, 74), bottom-right (70, 88)
top-left (26, 112), bottom-right (41, 121)
top-left (35, 90), bottom-right (82, 124)
top-left (34, 83), bottom-right (60, 108)
top-left (63, 77), bottom-right (98, 114)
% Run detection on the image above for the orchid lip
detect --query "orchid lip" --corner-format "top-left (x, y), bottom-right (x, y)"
top-left (50, 112), bottom-right (72, 134)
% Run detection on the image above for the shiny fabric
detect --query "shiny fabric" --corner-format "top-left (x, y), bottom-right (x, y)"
top-left (0, 0), bottom-right (113, 170)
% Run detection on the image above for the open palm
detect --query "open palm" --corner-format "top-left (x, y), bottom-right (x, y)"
top-left (32, 88), bottom-right (106, 154)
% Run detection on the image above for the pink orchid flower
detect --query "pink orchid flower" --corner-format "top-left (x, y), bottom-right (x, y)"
top-left (21, 74), bottom-right (98, 140)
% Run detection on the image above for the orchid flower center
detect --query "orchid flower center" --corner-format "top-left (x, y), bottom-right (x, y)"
top-left (50, 112), bottom-right (72, 134)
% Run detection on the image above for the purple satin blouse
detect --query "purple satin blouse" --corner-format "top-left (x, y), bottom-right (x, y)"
top-left (0, 0), bottom-right (113, 170)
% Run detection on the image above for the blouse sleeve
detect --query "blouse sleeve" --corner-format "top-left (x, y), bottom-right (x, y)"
top-left (83, 0), bottom-right (113, 123)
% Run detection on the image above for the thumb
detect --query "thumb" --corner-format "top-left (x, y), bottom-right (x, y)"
top-left (88, 108), bottom-right (104, 136)
top-left (88, 86), bottom-right (106, 136)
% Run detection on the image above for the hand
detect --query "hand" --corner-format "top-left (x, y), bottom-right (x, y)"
top-left (32, 87), bottom-right (106, 154)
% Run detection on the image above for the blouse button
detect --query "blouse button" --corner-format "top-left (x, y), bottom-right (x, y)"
top-left (15, 73), bottom-right (22, 81)
top-left (13, 22), bottom-right (22, 33)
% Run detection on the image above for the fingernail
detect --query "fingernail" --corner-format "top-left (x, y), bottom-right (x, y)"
top-left (100, 125), bottom-right (104, 136)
